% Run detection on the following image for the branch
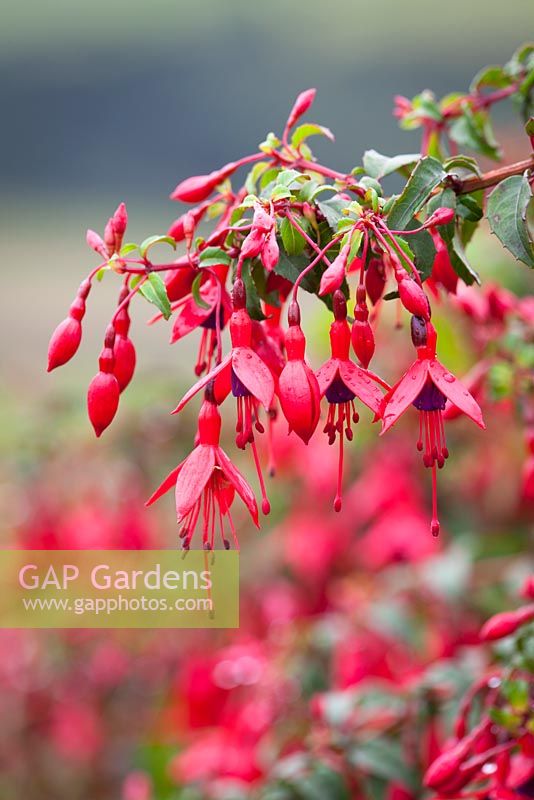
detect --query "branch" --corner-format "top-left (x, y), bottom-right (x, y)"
top-left (451, 154), bottom-right (534, 194)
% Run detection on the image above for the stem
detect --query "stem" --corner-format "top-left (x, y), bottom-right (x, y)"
top-left (371, 220), bottom-right (423, 286)
top-left (285, 211), bottom-right (333, 267)
top-left (452, 154), bottom-right (534, 194)
top-left (292, 235), bottom-right (343, 300)
top-left (111, 276), bottom-right (148, 324)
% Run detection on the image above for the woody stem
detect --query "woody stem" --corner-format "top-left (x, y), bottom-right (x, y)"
top-left (451, 154), bottom-right (534, 194)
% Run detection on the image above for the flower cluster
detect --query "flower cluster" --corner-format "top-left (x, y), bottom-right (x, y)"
top-left (47, 46), bottom-right (534, 547)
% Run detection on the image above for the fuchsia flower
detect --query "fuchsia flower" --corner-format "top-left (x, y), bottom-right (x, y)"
top-left (167, 264), bottom-right (232, 375)
top-left (278, 301), bottom-right (321, 445)
top-left (316, 291), bottom-right (387, 511)
top-left (172, 279), bottom-right (274, 512)
top-left (147, 385), bottom-right (258, 549)
top-left (381, 317), bottom-right (485, 535)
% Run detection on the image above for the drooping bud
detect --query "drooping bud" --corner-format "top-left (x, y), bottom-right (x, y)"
top-left (164, 257), bottom-right (197, 302)
top-left (168, 203), bottom-right (209, 242)
top-left (240, 226), bottom-right (265, 261)
top-left (278, 305), bottom-right (321, 444)
top-left (410, 315), bottom-right (428, 348)
top-left (87, 325), bottom-right (120, 436)
top-left (319, 244), bottom-right (349, 296)
top-left (396, 270), bottom-right (430, 319)
top-left (232, 278), bottom-right (246, 311)
top-left (47, 280), bottom-right (91, 371)
top-left (365, 258), bottom-right (386, 305)
top-left (261, 227), bottom-right (279, 271)
top-left (479, 604), bottom-right (534, 641)
top-left (286, 88), bottom-right (316, 131)
top-left (113, 304), bottom-right (136, 392)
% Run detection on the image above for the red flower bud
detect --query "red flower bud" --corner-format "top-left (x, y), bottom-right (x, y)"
top-left (112, 202), bottom-right (128, 237)
top-left (286, 88), bottom-right (316, 131)
top-left (278, 308), bottom-right (321, 444)
top-left (47, 316), bottom-right (82, 371)
top-left (113, 336), bottom-right (136, 392)
top-left (319, 244), bottom-right (349, 296)
top-left (168, 203), bottom-right (209, 242)
top-left (430, 233), bottom-right (458, 294)
top-left (87, 371), bottom-right (120, 437)
top-left (104, 218), bottom-right (116, 253)
top-left (170, 162), bottom-right (236, 203)
top-left (351, 318), bottom-right (375, 368)
top-left (427, 206), bottom-right (455, 227)
top-left (396, 273), bottom-right (430, 319)
top-left (261, 227), bottom-right (279, 272)
top-left (365, 258), bottom-right (386, 305)
top-left (424, 742), bottom-right (472, 792)
top-left (240, 227), bottom-right (265, 261)
top-left (479, 604), bottom-right (534, 641)
top-left (86, 229), bottom-right (107, 257)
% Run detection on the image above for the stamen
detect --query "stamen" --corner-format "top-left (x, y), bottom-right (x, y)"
top-left (251, 438), bottom-right (271, 515)
top-left (430, 462), bottom-right (440, 537)
top-left (334, 422), bottom-right (344, 513)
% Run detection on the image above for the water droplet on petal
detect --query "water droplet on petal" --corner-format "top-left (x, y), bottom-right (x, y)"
top-left (443, 373), bottom-right (455, 383)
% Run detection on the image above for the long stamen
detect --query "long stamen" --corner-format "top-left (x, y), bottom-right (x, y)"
top-left (431, 462), bottom-right (440, 537)
top-left (334, 416), bottom-right (344, 513)
top-left (251, 438), bottom-right (270, 515)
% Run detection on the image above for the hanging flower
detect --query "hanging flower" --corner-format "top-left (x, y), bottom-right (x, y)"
top-left (278, 301), bottom-right (321, 445)
top-left (316, 291), bottom-right (387, 511)
top-left (146, 386), bottom-right (259, 550)
top-left (380, 317), bottom-right (485, 535)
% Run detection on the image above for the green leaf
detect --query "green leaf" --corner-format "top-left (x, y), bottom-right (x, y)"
top-left (349, 740), bottom-right (417, 789)
top-left (363, 150), bottom-right (419, 180)
top-left (277, 169), bottom-right (310, 189)
top-left (443, 155), bottom-right (481, 178)
top-left (470, 64), bottom-right (512, 92)
top-left (139, 234), bottom-right (176, 259)
top-left (190, 273), bottom-right (211, 310)
top-left (449, 107), bottom-right (501, 160)
top-left (242, 264), bottom-right (267, 321)
top-left (279, 216), bottom-right (307, 256)
top-left (317, 197), bottom-right (351, 230)
top-left (501, 678), bottom-right (529, 712)
top-left (139, 272), bottom-right (172, 319)
top-left (487, 175), bottom-right (534, 267)
top-left (198, 246), bottom-right (232, 267)
top-left (120, 242), bottom-right (139, 256)
top-left (526, 117), bottom-right (534, 137)
top-left (448, 230), bottom-right (480, 285)
top-left (291, 123), bottom-right (334, 149)
top-left (259, 131), bottom-right (281, 153)
top-left (387, 157), bottom-right (445, 230)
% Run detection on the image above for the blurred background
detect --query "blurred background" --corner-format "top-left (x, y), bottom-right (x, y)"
top-left (1, 3), bottom-right (533, 799)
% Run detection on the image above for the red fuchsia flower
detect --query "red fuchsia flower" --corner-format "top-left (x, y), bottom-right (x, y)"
top-left (87, 324), bottom-right (120, 437)
top-left (164, 255), bottom-right (198, 302)
top-left (47, 278), bottom-right (91, 371)
top-left (316, 291), bottom-right (387, 511)
top-left (380, 317), bottom-right (485, 536)
top-left (147, 386), bottom-right (259, 549)
top-left (479, 604), bottom-right (534, 641)
top-left (167, 264), bottom-right (232, 376)
top-left (172, 280), bottom-right (274, 512)
top-left (278, 301), bottom-right (321, 445)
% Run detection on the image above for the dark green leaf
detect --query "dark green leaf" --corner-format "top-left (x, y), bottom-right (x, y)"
top-left (387, 157), bottom-right (445, 230)
top-left (140, 272), bottom-right (172, 319)
top-left (279, 216), bottom-right (307, 256)
top-left (274, 250), bottom-right (317, 293)
top-left (198, 246), bottom-right (233, 267)
top-left (443, 155), bottom-right (481, 177)
top-left (447, 231), bottom-right (480, 285)
top-left (362, 150), bottom-right (419, 180)
top-left (242, 264), bottom-right (267, 321)
top-left (449, 108), bottom-right (501, 160)
top-left (487, 175), bottom-right (534, 267)
top-left (349, 739), bottom-right (417, 789)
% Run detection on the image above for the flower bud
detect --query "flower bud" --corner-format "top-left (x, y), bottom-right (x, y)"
top-left (87, 370), bottom-right (120, 437)
top-left (397, 273), bottom-right (430, 319)
top-left (86, 229), bottom-right (107, 257)
top-left (112, 202), bottom-right (128, 237)
top-left (351, 319), bottom-right (375, 368)
top-left (278, 318), bottom-right (321, 444)
top-left (168, 204), bottom-right (208, 242)
top-left (165, 260), bottom-right (197, 302)
top-left (47, 316), bottom-right (82, 371)
top-left (113, 310), bottom-right (136, 393)
top-left (365, 258), bottom-right (386, 305)
top-left (261, 227), bottom-right (279, 271)
top-left (319, 244), bottom-right (349, 296)
top-left (479, 604), bottom-right (534, 641)
top-left (240, 227), bottom-right (265, 261)
top-left (427, 207), bottom-right (455, 227)
top-left (286, 88), bottom-right (316, 130)
top-left (170, 162), bottom-right (236, 203)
